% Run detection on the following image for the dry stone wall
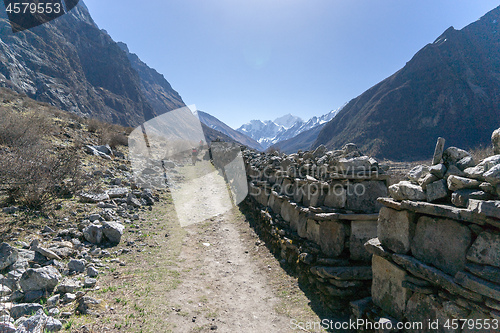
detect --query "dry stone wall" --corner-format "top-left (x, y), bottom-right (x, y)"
top-left (359, 136), bottom-right (500, 332)
top-left (241, 144), bottom-right (389, 314)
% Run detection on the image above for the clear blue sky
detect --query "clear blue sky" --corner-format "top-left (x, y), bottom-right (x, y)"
top-left (84, 0), bottom-right (500, 129)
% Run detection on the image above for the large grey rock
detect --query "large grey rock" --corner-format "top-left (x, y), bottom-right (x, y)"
top-left (269, 191), bottom-right (283, 215)
top-left (457, 156), bottom-right (476, 171)
top-left (102, 222), bottom-right (125, 244)
top-left (418, 173), bottom-right (439, 190)
top-left (493, 128), bottom-right (500, 154)
top-left (404, 293), bottom-right (456, 333)
top-left (432, 137), bottom-right (446, 165)
top-left (0, 323), bottom-right (15, 333)
top-left (126, 193), bottom-right (142, 208)
top-left (106, 187), bottom-right (129, 198)
top-left (408, 165), bottom-right (429, 182)
top-left (411, 216), bottom-right (471, 276)
top-left (337, 156), bottom-right (373, 172)
top-left (466, 232), bottom-right (500, 268)
top-left (451, 189), bottom-right (492, 208)
top-left (350, 220), bottom-right (378, 261)
top-left (443, 147), bottom-right (472, 166)
top-left (364, 237), bottom-right (393, 260)
top-left (20, 266), bottom-right (61, 292)
top-left (57, 278), bottom-right (82, 294)
top-left (468, 199), bottom-right (500, 219)
top-left (313, 144), bottom-right (327, 158)
top-left (429, 163), bottom-right (447, 178)
top-left (79, 192), bottom-right (110, 203)
top-left (464, 155), bottom-right (500, 180)
top-left (30, 240), bottom-right (61, 261)
top-left (17, 309), bottom-right (62, 332)
top-left (377, 207), bottom-right (415, 254)
top-left (371, 255), bottom-right (411, 320)
top-left (9, 303), bottom-right (43, 320)
top-left (0, 243), bottom-right (18, 270)
top-left (280, 200), bottom-right (295, 223)
top-left (455, 271), bottom-right (500, 302)
top-left (323, 184), bottom-right (346, 208)
top-left (296, 210), bottom-right (309, 238)
top-left (389, 181), bottom-right (426, 201)
top-left (287, 205), bottom-right (300, 232)
top-left (83, 224), bottom-right (103, 244)
top-left (312, 266), bottom-right (372, 280)
top-left (484, 164), bottom-right (500, 185)
top-left (318, 221), bottom-right (345, 257)
top-left (447, 175), bottom-right (481, 191)
top-left (393, 254), bottom-right (483, 303)
top-left (346, 180), bottom-right (387, 213)
top-left (465, 263), bottom-right (500, 284)
top-left (426, 179), bottom-right (448, 202)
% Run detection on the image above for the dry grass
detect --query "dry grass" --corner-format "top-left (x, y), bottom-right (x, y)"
top-left (469, 144), bottom-right (494, 163)
top-left (85, 117), bottom-right (133, 148)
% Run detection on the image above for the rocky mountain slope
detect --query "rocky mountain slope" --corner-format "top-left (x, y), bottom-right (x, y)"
top-left (195, 111), bottom-right (263, 151)
top-left (0, 1), bottom-right (184, 127)
top-left (238, 110), bottom-right (339, 150)
top-left (313, 5), bottom-right (500, 161)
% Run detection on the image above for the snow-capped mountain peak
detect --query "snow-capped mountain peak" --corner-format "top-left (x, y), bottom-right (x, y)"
top-left (273, 114), bottom-right (303, 129)
top-left (236, 107), bottom-right (343, 149)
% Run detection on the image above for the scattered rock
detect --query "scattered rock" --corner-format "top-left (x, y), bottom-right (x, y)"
top-left (0, 243), bottom-right (18, 270)
top-left (86, 266), bottom-right (99, 278)
top-left (17, 309), bottom-right (62, 332)
top-left (19, 266), bottom-right (61, 292)
top-left (56, 278), bottom-right (82, 294)
top-left (9, 303), bottom-right (43, 320)
top-left (83, 224), bottom-right (103, 244)
top-left (102, 222), bottom-right (124, 244)
top-left (76, 296), bottom-right (103, 316)
top-left (79, 192), bottom-right (110, 203)
top-left (67, 259), bottom-right (86, 273)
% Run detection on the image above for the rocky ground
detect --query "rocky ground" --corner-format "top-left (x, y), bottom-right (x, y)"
top-left (0, 146), bottom-right (338, 333)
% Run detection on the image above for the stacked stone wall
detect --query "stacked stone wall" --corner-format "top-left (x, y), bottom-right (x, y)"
top-left (241, 144), bottom-right (389, 314)
top-left (359, 137), bottom-right (500, 332)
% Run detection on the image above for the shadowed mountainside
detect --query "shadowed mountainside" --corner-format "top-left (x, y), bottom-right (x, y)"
top-left (0, 1), bottom-right (184, 127)
top-left (313, 5), bottom-right (500, 161)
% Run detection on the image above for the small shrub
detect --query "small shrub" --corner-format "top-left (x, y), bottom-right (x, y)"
top-left (86, 118), bottom-right (102, 133)
top-left (0, 144), bottom-right (82, 209)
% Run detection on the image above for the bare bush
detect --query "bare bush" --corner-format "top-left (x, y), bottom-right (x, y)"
top-left (0, 106), bottom-right (82, 209)
top-left (0, 107), bottom-right (51, 148)
top-left (86, 118), bottom-right (101, 133)
top-left (0, 145), bottom-right (82, 209)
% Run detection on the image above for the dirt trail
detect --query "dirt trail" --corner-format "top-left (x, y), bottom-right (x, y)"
top-left (79, 159), bottom-right (330, 333)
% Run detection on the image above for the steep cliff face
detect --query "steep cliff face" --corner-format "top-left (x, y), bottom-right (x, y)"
top-left (313, 6), bottom-right (500, 161)
top-left (0, 2), bottom-right (184, 126)
top-left (117, 42), bottom-right (185, 120)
